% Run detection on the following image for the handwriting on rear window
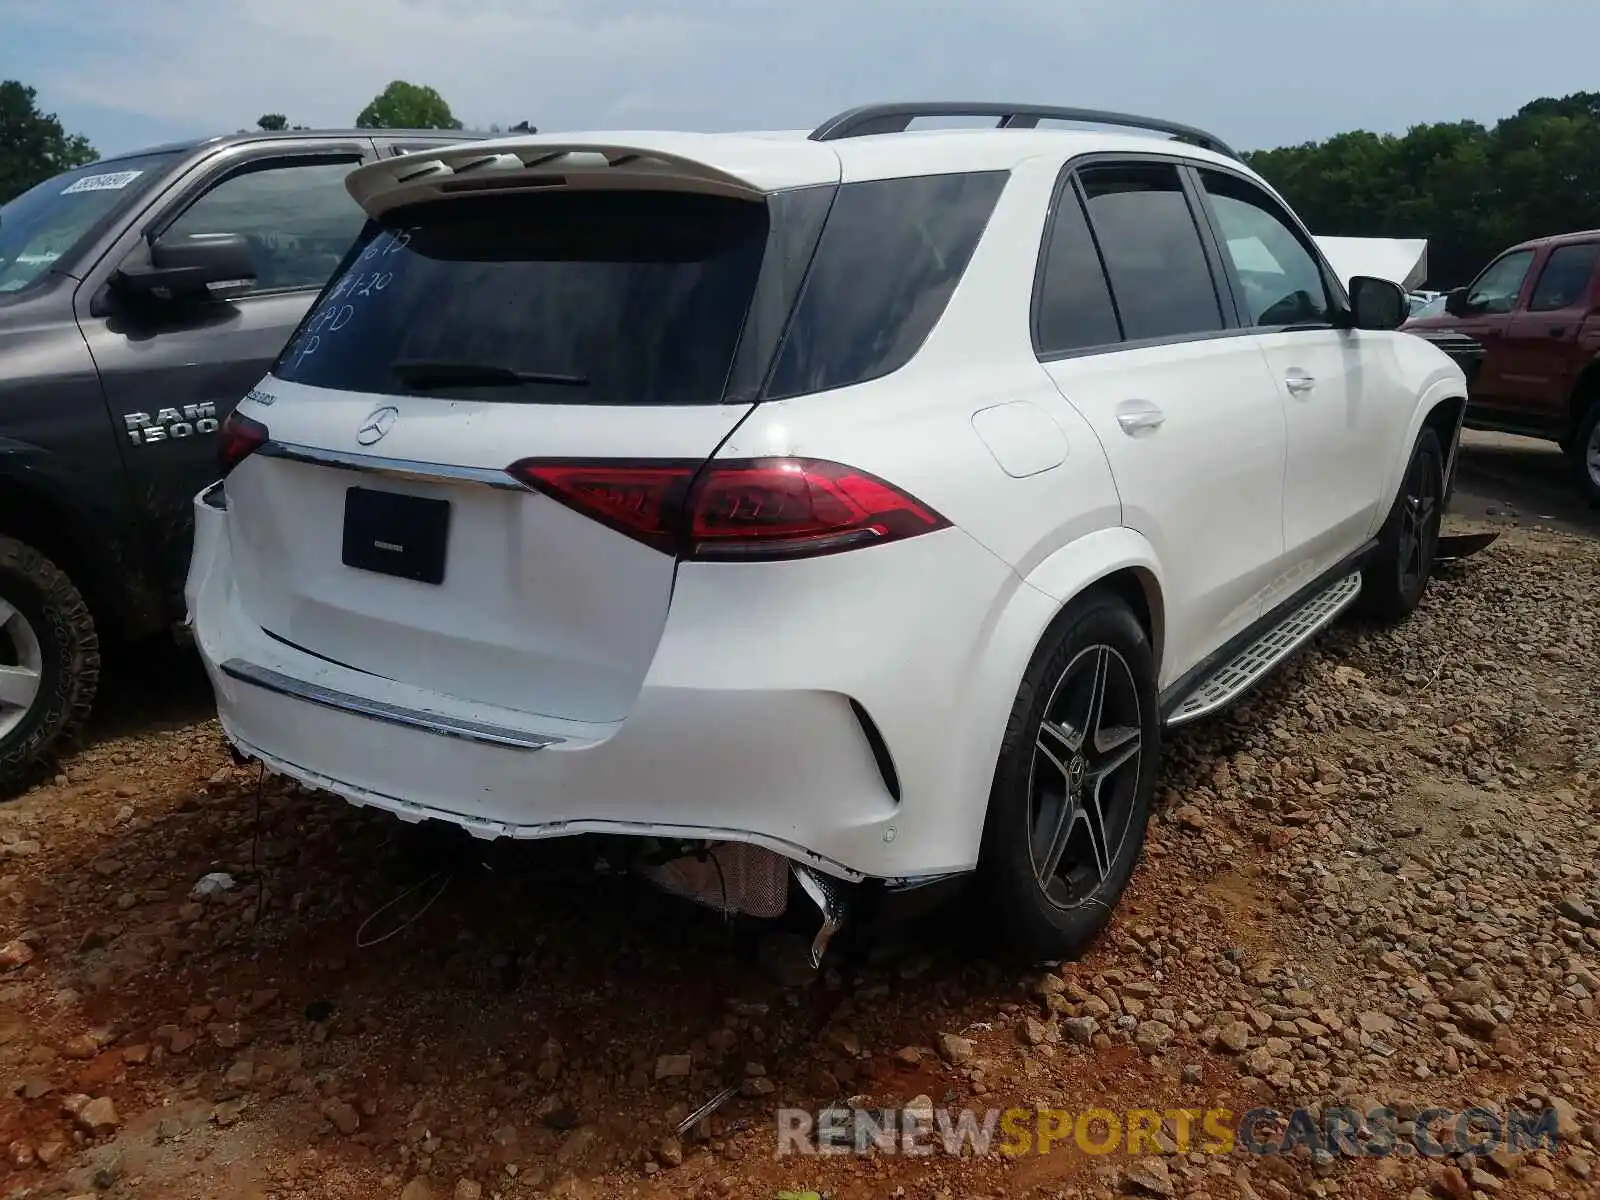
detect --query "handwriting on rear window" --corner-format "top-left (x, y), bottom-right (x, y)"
top-left (284, 228), bottom-right (411, 370)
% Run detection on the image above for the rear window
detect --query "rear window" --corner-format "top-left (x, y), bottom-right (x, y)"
top-left (766, 171), bottom-right (1008, 399)
top-left (273, 190), bottom-right (770, 405)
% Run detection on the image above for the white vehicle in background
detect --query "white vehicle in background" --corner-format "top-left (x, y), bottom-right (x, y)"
top-left (188, 103), bottom-right (1469, 962)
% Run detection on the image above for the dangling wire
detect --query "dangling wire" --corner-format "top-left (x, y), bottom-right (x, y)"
top-left (250, 762), bottom-right (266, 926)
top-left (355, 872), bottom-right (453, 948)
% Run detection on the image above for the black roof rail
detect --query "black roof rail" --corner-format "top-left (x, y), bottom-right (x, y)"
top-left (808, 102), bottom-right (1240, 161)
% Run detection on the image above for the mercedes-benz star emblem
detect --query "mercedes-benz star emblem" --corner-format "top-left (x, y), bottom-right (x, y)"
top-left (1067, 755), bottom-right (1088, 791)
top-left (356, 406), bottom-right (400, 447)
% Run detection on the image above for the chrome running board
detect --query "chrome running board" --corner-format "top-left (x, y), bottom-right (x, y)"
top-left (1165, 571), bottom-right (1362, 728)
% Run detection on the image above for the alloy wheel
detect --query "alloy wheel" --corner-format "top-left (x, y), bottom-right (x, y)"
top-left (1586, 418), bottom-right (1600, 490)
top-left (1397, 448), bottom-right (1440, 594)
top-left (0, 596), bottom-right (45, 741)
top-left (1027, 645), bottom-right (1144, 908)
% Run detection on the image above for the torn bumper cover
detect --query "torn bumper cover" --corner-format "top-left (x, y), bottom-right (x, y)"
top-left (638, 841), bottom-right (859, 966)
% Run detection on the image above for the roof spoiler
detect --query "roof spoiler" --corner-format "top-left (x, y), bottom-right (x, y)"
top-left (345, 136), bottom-right (840, 217)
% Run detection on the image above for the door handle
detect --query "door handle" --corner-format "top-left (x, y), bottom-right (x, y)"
top-left (1284, 370), bottom-right (1316, 396)
top-left (1115, 400), bottom-right (1166, 436)
top-left (1549, 326), bottom-right (1567, 338)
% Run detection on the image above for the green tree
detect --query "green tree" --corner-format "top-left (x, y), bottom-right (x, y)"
top-left (354, 81), bottom-right (463, 130)
top-left (1245, 91), bottom-right (1600, 288)
top-left (257, 113), bottom-right (288, 131)
top-left (0, 80), bottom-right (97, 203)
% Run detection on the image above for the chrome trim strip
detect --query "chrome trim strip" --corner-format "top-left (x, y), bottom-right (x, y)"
top-left (256, 440), bottom-right (521, 490)
top-left (219, 658), bottom-right (562, 750)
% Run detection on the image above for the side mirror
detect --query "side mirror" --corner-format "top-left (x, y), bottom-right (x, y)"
top-left (1443, 286), bottom-right (1471, 317)
top-left (1347, 275), bottom-right (1408, 331)
top-left (114, 233), bottom-right (257, 302)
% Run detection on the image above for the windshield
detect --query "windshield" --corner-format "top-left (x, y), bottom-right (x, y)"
top-left (0, 152), bottom-right (181, 293)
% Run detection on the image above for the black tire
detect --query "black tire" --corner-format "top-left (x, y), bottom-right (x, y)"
top-left (1358, 427), bottom-right (1444, 626)
top-left (1569, 400), bottom-right (1600, 508)
top-left (978, 592), bottom-right (1161, 962)
top-left (0, 536), bottom-right (100, 797)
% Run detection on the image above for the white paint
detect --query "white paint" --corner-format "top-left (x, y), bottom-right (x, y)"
top-left (970, 401), bottom-right (1068, 478)
top-left (191, 123), bottom-right (1464, 889)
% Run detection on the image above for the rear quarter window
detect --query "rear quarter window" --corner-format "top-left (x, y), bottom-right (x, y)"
top-left (765, 170), bottom-right (1008, 400)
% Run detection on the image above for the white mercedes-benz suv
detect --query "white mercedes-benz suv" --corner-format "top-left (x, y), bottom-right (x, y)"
top-left (188, 103), bottom-right (1468, 962)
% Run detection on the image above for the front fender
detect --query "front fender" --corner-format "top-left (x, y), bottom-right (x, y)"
top-left (1370, 364), bottom-right (1468, 540)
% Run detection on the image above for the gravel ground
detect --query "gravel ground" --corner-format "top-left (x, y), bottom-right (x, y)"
top-left (2, 516), bottom-right (1598, 1200)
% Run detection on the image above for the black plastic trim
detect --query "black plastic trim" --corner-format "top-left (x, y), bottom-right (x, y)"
top-left (848, 698), bottom-right (902, 804)
top-left (260, 627), bottom-right (397, 680)
top-left (808, 102), bottom-right (1239, 160)
top-left (1158, 538), bottom-right (1379, 722)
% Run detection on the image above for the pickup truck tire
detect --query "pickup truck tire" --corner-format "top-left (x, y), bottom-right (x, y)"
top-left (1359, 427), bottom-right (1444, 625)
top-left (1570, 401), bottom-right (1600, 507)
top-left (0, 536), bottom-right (100, 797)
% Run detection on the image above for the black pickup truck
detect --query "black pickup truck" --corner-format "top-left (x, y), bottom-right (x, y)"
top-left (0, 128), bottom-right (478, 792)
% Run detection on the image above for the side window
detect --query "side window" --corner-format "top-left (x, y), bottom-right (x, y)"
top-left (1077, 163), bottom-right (1224, 342)
top-left (1035, 180), bottom-right (1122, 355)
top-left (1527, 243), bottom-right (1600, 312)
top-left (766, 171), bottom-right (1008, 400)
top-left (162, 159), bottom-right (365, 293)
top-left (1198, 169), bottom-right (1331, 327)
top-left (1465, 249), bottom-right (1536, 315)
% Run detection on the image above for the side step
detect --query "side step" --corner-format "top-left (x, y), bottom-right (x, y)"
top-left (1165, 571), bottom-right (1362, 728)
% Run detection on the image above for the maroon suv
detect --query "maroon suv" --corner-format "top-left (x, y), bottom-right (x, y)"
top-left (1405, 229), bottom-right (1600, 504)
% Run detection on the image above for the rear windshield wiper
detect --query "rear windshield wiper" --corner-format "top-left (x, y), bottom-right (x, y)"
top-left (392, 360), bottom-right (589, 390)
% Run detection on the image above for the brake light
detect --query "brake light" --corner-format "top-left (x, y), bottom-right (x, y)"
top-left (505, 458), bottom-right (950, 561)
top-left (217, 411), bottom-right (269, 477)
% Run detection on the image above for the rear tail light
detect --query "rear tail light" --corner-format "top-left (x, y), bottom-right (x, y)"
top-left (505, 458), bottom-right (950, 561)
top-left (217, 411), bottom-right (269, 477)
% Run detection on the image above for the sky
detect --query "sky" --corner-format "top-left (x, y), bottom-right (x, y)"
top-left (3, 0), bottom-right (1598, 159)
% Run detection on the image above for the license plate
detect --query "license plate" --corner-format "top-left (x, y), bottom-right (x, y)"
top-left (341, 487), bottom-right (451, 584)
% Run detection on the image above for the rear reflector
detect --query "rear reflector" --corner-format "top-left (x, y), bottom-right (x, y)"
top-left (217, 411), bottom-right (269, 477)
top-left (505, 458), bottom-right (949, 561)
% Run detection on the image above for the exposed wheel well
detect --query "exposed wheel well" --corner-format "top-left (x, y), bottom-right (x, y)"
top-left (0, 478), bottom-right (163, 642)
top-left (1572, 360), bottom-right (1600, 434)
top-left (1076, 568), bottom-right (1165, 677)
top-left (1423, 395), bottom-right (1466, 451)
top-left (0, 479), bottom-right (94, 605)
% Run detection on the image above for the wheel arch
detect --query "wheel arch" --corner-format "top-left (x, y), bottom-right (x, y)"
top-left (0, 467), bottom-right (165, 642)
top-left (1377, 380), bottom-right (1468, 530)
top-left (1420, 392), bottom-right (1467, 502)
top-left (1018, 526), bottom-right (1167, 678)
top-left (1570, 357), bottom-right (1600, 437)
top-left (941, 525), bottom-right (1169, 876)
